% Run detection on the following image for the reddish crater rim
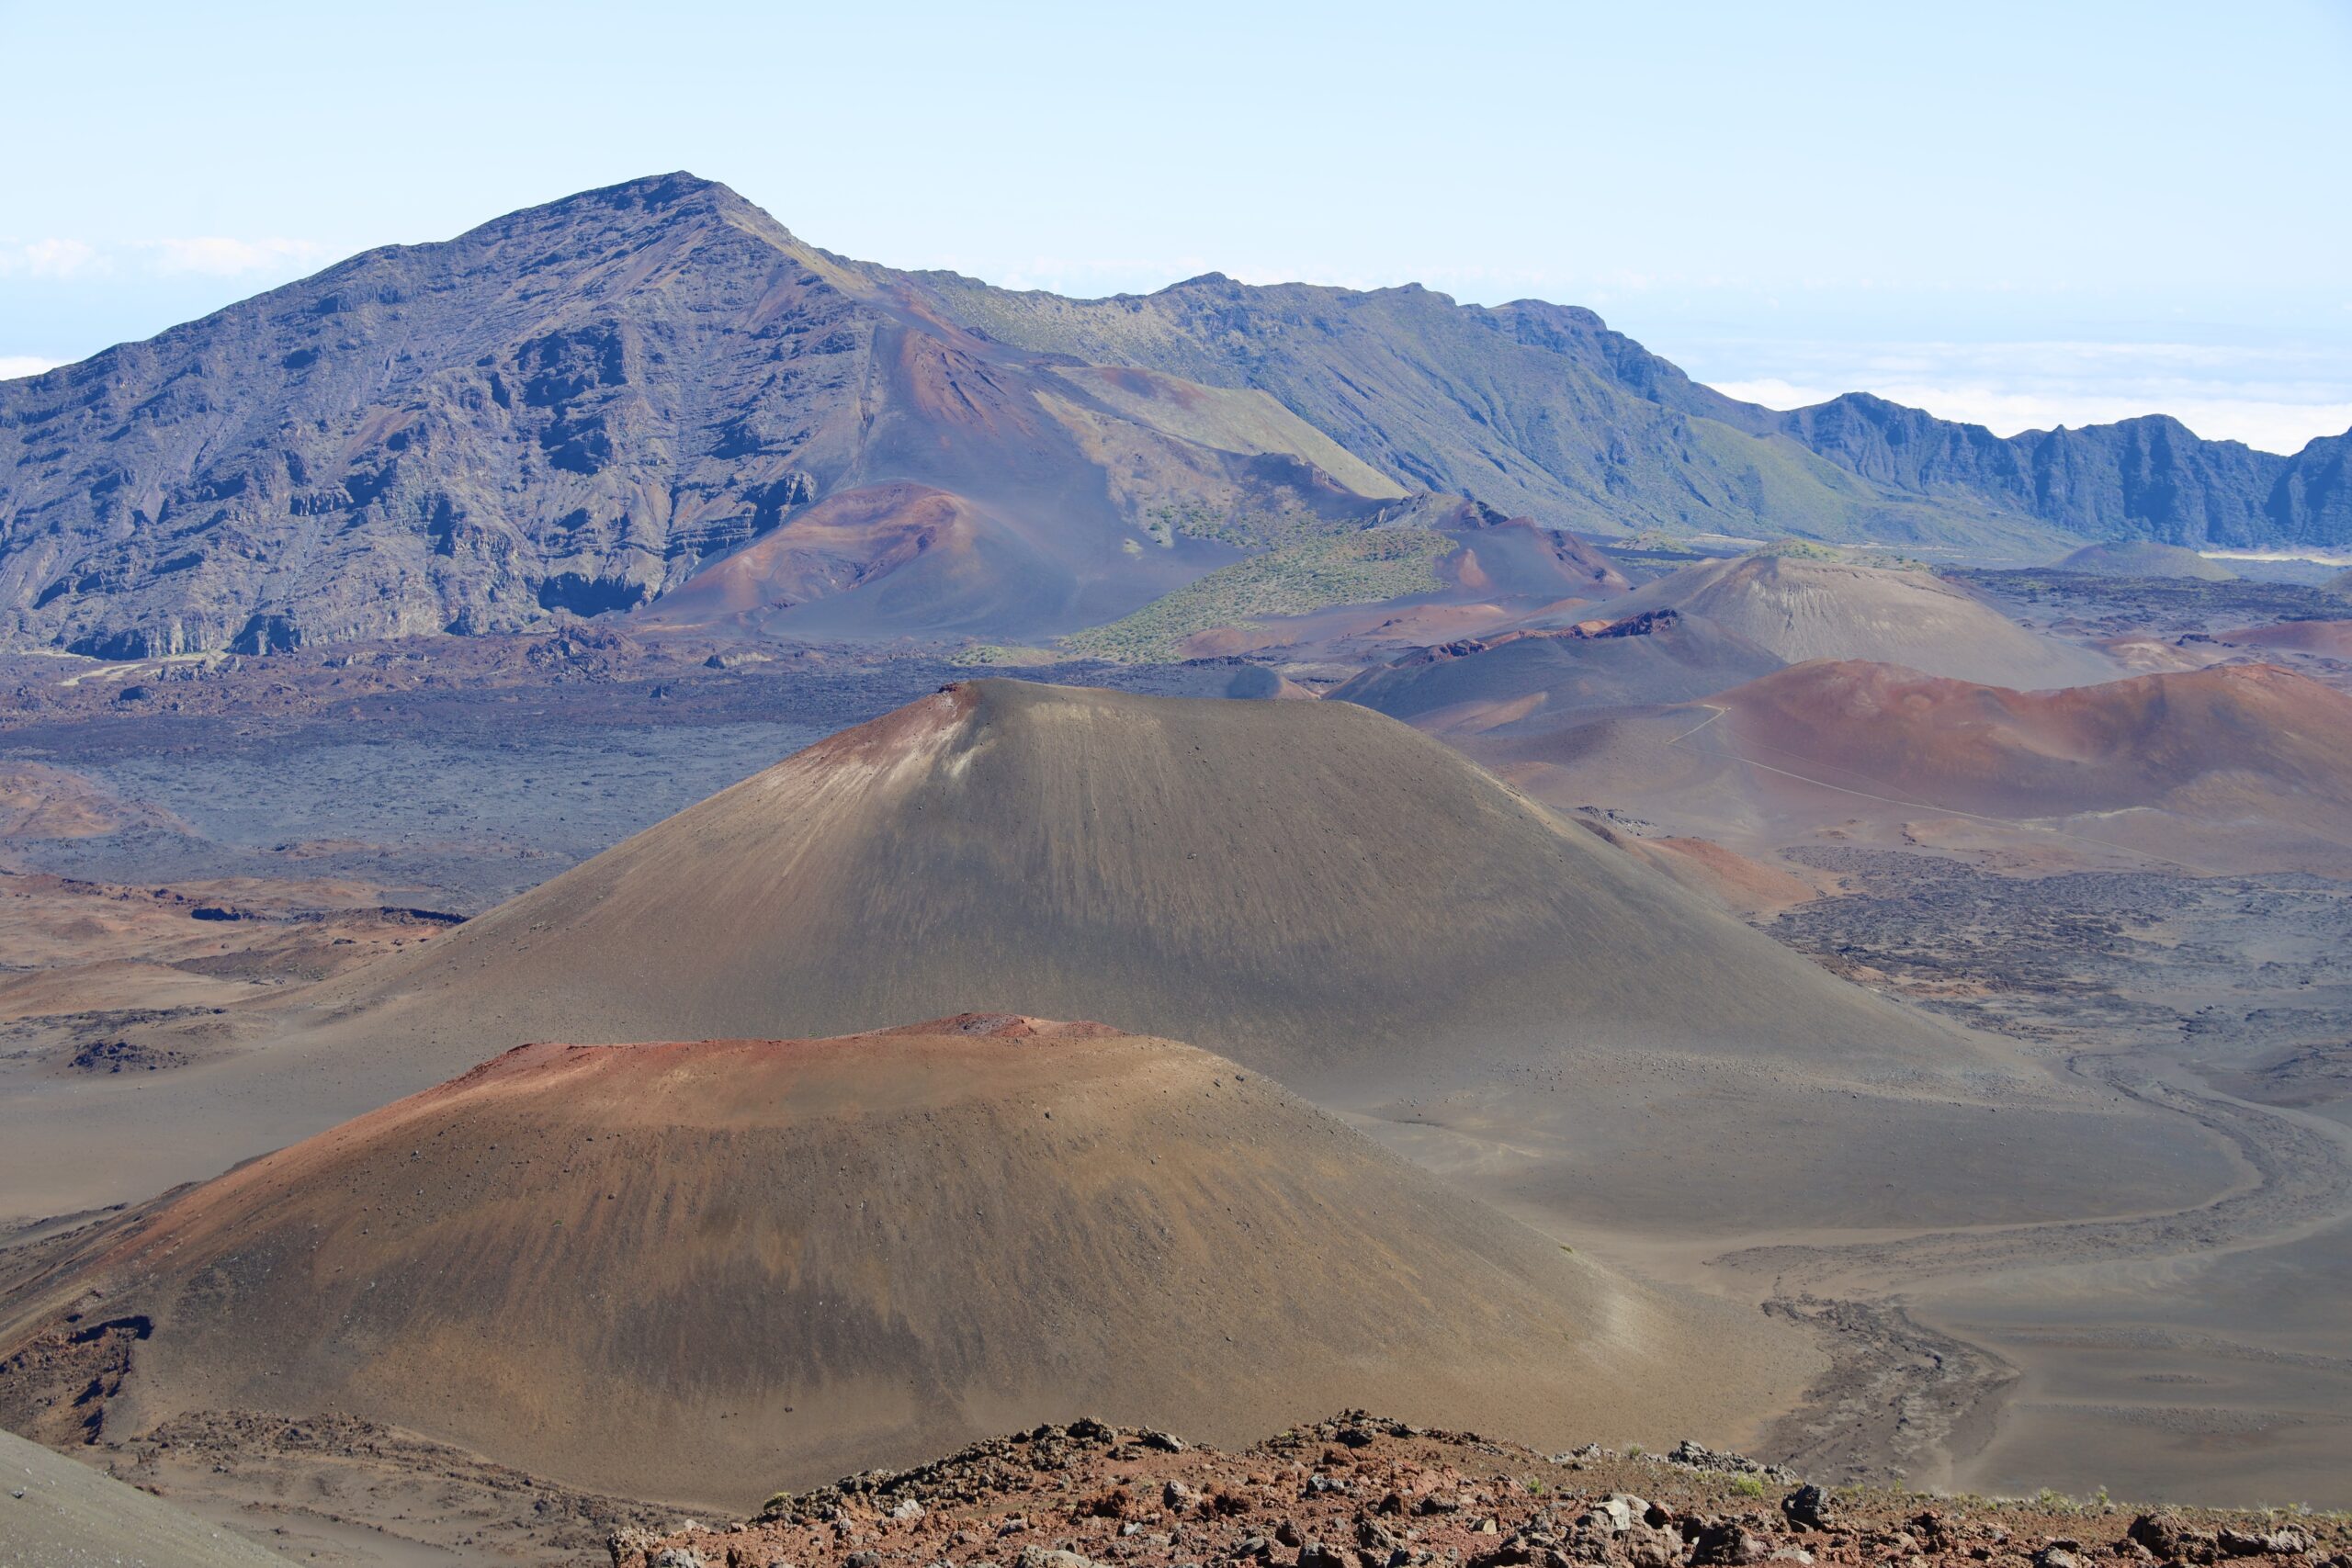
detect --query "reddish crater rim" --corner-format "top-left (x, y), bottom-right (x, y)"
top-left (437, 1014), bottom-right (1130, 1089)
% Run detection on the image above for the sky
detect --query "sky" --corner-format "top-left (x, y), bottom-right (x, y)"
top-left (3, 0), bottom-right (2347, 453)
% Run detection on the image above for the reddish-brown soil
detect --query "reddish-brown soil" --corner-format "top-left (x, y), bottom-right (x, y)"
top-left (2217, 620), bottom-right (2352, 658)
top-left (618, 1414), bottom-right (2351, 1568)
top-left (1462, 658), bottom-right (2352, 876)
top-left (1716, 660), bottom-right (2352, 831)
top-left (643, 482), bottom-right (985, 621)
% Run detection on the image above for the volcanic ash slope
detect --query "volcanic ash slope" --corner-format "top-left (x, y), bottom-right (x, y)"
top-left (2055, 540), bottom-right (2237, 581)
top-left (1582, 552), bottom-right (2118, 689)
top-left (1327, 607), bottom-right (1785, 731)
top-left (0, 1427), bottom-right (293, 1567)
top-left (303, 677), bottom-right (1974, 1097)
top-left (0, 1018), bottom-right (1809, 1508)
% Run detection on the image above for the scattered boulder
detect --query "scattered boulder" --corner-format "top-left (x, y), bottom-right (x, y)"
top-left (1781, 1487), bottom-right (1835, 1534)
top-left (1018, 1549), bottom-right (1100, 1568)
top-left (1578, 1495), bottom-right (1650, 1536)
top-left (2130, 1514), bottom-right (2221, 1564)
top-left (2219, 1527), bottom-right (2314, 1558)
top-left (1667, 1440), bottom-right (1780, 1478)
top-left (616, 1415), bottom-right (2352, 1568)
top-left (1690, 1520), bottom-right (1771, 1566)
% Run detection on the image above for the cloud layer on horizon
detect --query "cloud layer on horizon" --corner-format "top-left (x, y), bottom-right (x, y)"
top-left (1702, 338), bottom-right (2352, 456)
top-left (0, 235), bottom-right (335, 280)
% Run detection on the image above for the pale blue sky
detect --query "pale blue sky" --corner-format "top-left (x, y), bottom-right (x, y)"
top-left (4, 0), bottom-right (2347, 450)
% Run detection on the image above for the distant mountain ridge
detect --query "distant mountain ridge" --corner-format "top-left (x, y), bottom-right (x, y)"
top-left (2, 171), bottom-right (2344, 653)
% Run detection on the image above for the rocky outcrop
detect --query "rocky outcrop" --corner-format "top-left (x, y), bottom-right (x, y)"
top-left (1770, 396), bottom-right (2350, 550)
top-left (613, 1415), bottom-right (2352, 1568)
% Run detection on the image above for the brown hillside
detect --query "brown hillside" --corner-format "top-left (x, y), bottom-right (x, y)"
top-left (1712, 658), bottom-right (2352, 860)
top-left (1718, 660), bottom-right (2352, 830)
top-left (0, 1018), bottom-right (1804, 1509)
top-left (1577, 553), bottom-right (2116, 688)
top-left (2218, 618), bottom-right (2352, 658)
top-left (1464, 660), bottom-right (2352, 876)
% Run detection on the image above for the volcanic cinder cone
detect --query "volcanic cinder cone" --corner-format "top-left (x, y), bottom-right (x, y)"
top-left (1328, 607), bottom-right (1784, 728)
top-left (0, 678), bottom-right (2007, 1218)
top-left (298, 677), bottom-right (1973, 1098)
top-left (0, 1017), bottom-right (1804, 1508)
top-left (2054, 540), bottom-right (2236, 581)
top-left (1577, 552), bottom-right (2117, 688)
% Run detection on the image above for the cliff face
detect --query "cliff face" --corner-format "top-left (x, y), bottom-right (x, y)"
top-left (4, 172), bottom-right (2344, 653)
top-left (2, 175), bottom-right (847, 652)
top-left (1772, 394), bottom-right (2351, 548)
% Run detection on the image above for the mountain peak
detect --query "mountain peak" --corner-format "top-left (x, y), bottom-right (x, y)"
top-left (571, 168), bottom-right (740, 209)
top-left (500, 168), bottom-right (763, 231)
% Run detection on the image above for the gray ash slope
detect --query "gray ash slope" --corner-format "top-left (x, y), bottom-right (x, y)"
top-left (6, 173), bottom-right (2348, 656)
top-left (1328, 608), bottom-right (1785, 725)
top-left (291, 678), bottom-right (1979, 1096)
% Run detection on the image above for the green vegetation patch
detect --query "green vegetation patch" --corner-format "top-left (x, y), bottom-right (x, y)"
top-left (1142, 498), bottom-right (1359, 553)
top-left (1064, 529), bottom-right (1452, 663)
top-left (1747, 537), bottom-right (1935, 571)
top-left (951, 644), bottom-right (1067, 669)
top-left (1748, 536), bottom-right (1850, 561)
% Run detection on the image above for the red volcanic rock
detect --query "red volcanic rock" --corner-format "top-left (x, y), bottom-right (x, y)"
top-left (616, 1415), bottom-right (2352, 1568)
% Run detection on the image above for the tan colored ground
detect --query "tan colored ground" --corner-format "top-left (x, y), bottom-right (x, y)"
top-left (1546, 555), bottom-right (2118, 689)
top-left (0, 762), bottom-right (179, 840)
top-left (1459, 660), bottom-right (2352, 877)
top-left (0, 1018), bottom-right (1809, 1512)
top-left (2218, 620), bottom-right (2352, 658)
top-left (0, 1427), bottom-right (293, 1567)
top-left (0, 869), bottom-right (445, 979)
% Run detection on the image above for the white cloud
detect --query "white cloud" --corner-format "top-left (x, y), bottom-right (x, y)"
top-left (141, 236), bottom-right (336, 276)
top-left (1865, 386), bottom-right (2350, 455)
top-left (0, 236), bottom-right (334, 282)
top-left (0, 238), bottom-right (102, 278)
top-left (0, 355), bottom-right (62, 381)
top-left (1709, 378), bottom-right (1836, 410)
top-left (1702, 339), bottom-right (2352, 455)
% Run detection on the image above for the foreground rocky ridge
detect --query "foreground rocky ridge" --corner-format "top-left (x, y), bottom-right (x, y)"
top-left (617, 1416), bottom-right (2348, 1568)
